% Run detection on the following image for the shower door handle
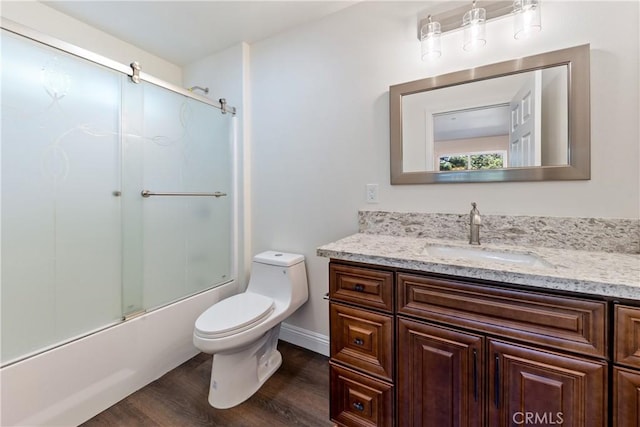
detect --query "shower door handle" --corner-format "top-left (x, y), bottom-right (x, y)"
top-left (141, 190), bottom-right (227, 198)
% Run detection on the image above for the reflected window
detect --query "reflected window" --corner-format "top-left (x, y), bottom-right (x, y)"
top-left (439, 151), bottom-right (506, 171)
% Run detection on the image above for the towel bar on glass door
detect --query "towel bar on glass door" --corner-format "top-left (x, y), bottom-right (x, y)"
top-left (141, 190), bottom-right (227, 198)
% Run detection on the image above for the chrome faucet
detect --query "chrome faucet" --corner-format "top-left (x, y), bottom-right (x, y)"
top-left (469, 202), bottom-right (482, 245)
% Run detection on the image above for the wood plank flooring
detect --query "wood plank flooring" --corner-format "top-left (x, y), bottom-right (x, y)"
top-left (82, 341), bottom-right (332, 427)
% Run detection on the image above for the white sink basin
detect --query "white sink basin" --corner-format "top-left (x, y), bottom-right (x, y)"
top-left (422, 245), bottom-right (553, 268)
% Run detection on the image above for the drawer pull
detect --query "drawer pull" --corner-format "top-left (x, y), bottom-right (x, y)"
top-left (353, 338), bottom-right (364, 346)
top-left (494, 354), bottom-right (501, 408)
top-left (354, 284), bottom-right (365, 292)
top-left (473, 349), bottom-right (478, 402)
top-left (352, 401), bottom-right (365, 412)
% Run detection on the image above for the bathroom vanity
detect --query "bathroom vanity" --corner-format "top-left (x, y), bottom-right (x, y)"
top-left (318, 216), bottom-right (640, 427)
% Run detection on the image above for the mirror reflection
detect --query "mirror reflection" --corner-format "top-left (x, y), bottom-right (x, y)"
top-left (402, 66), bottom-right (568, 173)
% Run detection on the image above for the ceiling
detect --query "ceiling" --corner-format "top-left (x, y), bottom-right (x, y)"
top-left (42, 1), bottom-right (359, 66)
top-left (433, 104), bottom-right (511, 141)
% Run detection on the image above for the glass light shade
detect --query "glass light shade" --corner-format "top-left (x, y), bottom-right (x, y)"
top-left (513, 0), bottom-right (541, 39)
top-left (421, 20), bottom-right (442, 60)
top-left (462, 7), bottom-right (486, 51)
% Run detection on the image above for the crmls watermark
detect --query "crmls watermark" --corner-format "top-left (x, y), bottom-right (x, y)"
top-left (512, 412), bottom-right (564, 425)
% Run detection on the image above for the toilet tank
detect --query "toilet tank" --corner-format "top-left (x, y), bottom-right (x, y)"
top-left (246, 251), bottom-right (308, 309)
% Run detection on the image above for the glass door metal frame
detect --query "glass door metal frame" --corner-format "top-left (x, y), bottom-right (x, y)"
top-left (0, 18), bottom-right (236, 113)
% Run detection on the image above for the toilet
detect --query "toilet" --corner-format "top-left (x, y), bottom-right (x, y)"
top-left (193, 250), bottom-right (309, 409)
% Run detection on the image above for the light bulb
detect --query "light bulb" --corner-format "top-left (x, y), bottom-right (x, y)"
top-left (463, 3), bottom-right (486, 51)
top-left (421, 16), bottom-right (442, 60)
top-left (514, 0), bottom-right (541, 39)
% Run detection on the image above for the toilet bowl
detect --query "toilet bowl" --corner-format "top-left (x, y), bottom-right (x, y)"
top-left (193, 251), bottom-right (308, 409)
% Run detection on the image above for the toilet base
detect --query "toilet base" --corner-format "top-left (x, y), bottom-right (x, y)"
top-left (207, 324), bottom-right (282, 409)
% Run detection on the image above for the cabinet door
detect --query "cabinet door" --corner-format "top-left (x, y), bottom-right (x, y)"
top-left (615, 305), bottom-right (640, 369)
top-left (397, 318), bottom-right (484, 427)
top-left (614, 366), bottom-right (640, 427)
top-left (488, 340), bottom-right (607, 427)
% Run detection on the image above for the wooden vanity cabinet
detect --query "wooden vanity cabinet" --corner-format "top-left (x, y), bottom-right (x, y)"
top-left (396, 272), bottom-right (608, 427)
top-left (329, 263), bottom-right (395, 427)
top-left (614, 305), bottom-right (640, 427)
top-left (328, 260), bottom-right (620, 427)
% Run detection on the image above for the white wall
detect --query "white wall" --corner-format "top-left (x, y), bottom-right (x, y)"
top-left (0, 1), bottom-right (182, 85)
top-left (250, 1), bottom-right (639, 339)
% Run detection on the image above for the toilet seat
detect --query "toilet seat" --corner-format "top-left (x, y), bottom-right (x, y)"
top-left (194, 292), bottom-right (275, 339)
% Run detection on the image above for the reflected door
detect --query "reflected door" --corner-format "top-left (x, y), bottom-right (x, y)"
top-left (509, 70), bottom-right (542, 167)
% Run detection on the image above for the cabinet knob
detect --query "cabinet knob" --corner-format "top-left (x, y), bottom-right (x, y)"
top-left (353, 338), bottom-right (364, 346)
top-left (352, 401), bottom-right (364, 412)
top-left (354, 284), bottom-right (364, 292)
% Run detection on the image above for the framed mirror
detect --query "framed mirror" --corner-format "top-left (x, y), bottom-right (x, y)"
top-left (390, 44), bottom-right (590, 184)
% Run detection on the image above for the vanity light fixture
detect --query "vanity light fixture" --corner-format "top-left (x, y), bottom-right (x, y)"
top-left (417, 0), bottom-right (542, 60)
top-left (462, 1), bottom-right (487, 51)
top-left (513, 0), bottom-right (541, 39)
top-left (421, 15), bottom-right (442, 59)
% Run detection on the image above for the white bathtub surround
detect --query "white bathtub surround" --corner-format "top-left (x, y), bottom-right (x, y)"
top-left (359, 210), bottom-right (640, 254)
top-left (317, 233), bottom-right (640, 300)
top-left (0, 283), bottom-right (237, 427)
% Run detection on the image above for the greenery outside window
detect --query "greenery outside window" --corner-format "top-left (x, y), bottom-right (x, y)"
top-left (439, 151), bottom-right (506, 171)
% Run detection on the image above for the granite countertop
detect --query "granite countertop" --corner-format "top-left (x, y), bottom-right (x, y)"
top-left (317, 233), bottom-right (640, 301)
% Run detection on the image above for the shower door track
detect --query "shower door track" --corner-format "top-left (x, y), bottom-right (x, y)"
top-left (0, 18), bottom-right (236, 114)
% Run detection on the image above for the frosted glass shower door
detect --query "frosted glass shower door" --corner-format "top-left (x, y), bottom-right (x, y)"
top-left (121, 81), bottom-right (232, 313)
top-left (1, 30), bottom-right (123, 363)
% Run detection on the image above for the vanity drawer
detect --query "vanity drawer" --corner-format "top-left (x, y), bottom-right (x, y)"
top-left (330, 363), bottom-right (393, 427)
top-left (330, 302), bottom-right (394, 381)
top-left (615, 305), bottom-right (640, 368)
top-left (397, 273), bottom-right (607, 358)
top-left (330, 263), bottom-right (393, 312)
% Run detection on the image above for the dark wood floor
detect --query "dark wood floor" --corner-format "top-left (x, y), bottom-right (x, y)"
top-left (82, 341), bottom-right (332, 427)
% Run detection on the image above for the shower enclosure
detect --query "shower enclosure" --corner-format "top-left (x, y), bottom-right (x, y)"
top-left (1, 21), bottom-right (235, 366)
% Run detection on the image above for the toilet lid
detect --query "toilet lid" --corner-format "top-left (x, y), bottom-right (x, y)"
top-left (195, 292), bottom-right (275, 338)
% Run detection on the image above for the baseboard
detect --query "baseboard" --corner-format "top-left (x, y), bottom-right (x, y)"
top-left (279, 323), bottom-right (329, 357)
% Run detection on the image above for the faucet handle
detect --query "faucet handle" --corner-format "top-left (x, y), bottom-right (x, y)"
top-left (470, 202), bottom-right (482, 225)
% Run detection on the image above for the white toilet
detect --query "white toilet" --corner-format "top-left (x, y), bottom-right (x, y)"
top-left (193, 250), bottom-right (309, 409)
